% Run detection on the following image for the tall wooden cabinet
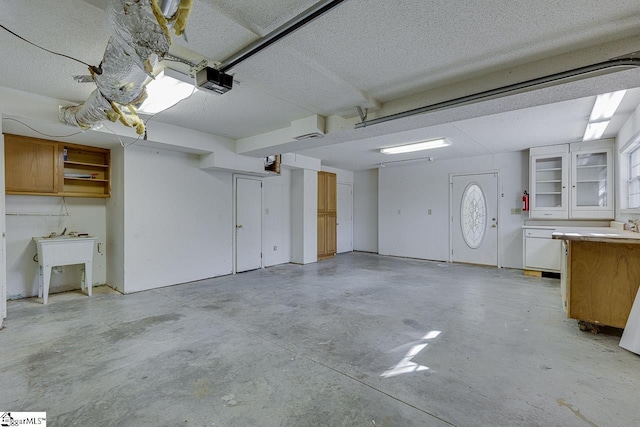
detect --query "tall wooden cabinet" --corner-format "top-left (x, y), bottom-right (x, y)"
top-left (318, 171), bottom-right (337, 260)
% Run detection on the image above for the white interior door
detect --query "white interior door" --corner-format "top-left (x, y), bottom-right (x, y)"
top-left (236, 177), bottom-right (262, 273)
top-left (451, 172), bottom-right (499, 266)
top-left (337, 183), bottom-right (353, 253)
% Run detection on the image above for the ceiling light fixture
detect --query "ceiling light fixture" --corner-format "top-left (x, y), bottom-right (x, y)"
top-left (589, 90), bottom-right (627, 121)
top-left (582, 89), bottom-right (626, 141)
top-left (380, 138), bottom-right (451, 155)
top-left (137, 68), bottom-right (195, 115)
top-left (583, 121), bottom-right (610, 141)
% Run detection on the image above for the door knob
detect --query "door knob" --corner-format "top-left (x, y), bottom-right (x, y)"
top-left (236, 224), bottom-right (243, 229)
top-left (491, 224), bottom-right (497, 228)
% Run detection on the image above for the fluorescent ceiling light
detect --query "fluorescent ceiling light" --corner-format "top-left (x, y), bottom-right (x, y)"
top-left (589, 90), bottom-right (626, 121)
top-left (380, 138), bottom-right (451, 155)
top-left (137, 68), bottom-right (194, 114)
top-left (583, 121), bottom-right (609, 141)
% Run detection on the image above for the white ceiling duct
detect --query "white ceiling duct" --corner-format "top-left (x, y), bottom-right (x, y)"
top-left (59, 0), bottom-right (193, 135)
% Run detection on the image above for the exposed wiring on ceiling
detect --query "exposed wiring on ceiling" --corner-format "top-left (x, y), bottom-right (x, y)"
top-left (0, 24), bottom-right (101, 75)
top-left (1, 118), bottom-right (85, 138)
top-left (102, 122), bottom-right (137, 148)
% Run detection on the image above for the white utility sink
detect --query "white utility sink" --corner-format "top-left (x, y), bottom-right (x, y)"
top-left (33, 235), bottom-right (96, 304)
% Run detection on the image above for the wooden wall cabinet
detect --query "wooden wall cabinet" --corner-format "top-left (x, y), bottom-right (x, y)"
top-left (318, 171), bottom-right (337, 260)
top-left (4, 134), bottom-right (110, 198)
top-left (4, 134), bottom-right (59, 194)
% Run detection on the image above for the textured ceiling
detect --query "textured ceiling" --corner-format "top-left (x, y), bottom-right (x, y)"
top-left (2, 0), bottom-right (640, 169)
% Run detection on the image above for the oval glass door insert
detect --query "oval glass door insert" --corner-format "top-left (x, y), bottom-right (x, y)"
top-left (461, 183), bottom-right (487, 249)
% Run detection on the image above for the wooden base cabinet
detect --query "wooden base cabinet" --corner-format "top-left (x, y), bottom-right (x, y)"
top-left (565, 240), bottom-right (640, 329)
top-left (318, 171), bottom-right (337, 260)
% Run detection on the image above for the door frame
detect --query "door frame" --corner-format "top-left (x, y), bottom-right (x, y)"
top-left (449, 170), bottom-right (502, 268)
top-left (232, 174), bottom-right (263, 274)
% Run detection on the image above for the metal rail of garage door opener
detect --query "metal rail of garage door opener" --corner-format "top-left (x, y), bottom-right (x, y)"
top-left (355, 55), bottom-right (640, 129)
top-left (218, 0), bottom-right (348, 73)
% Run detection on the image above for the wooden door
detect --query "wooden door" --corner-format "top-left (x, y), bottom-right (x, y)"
top-left (4, 134), bottom-right (59, 193)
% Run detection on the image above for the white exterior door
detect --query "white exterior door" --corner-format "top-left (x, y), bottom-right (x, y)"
top-left (236, 177), bottom-right (262, 273)
top-left (451, 172), bottom-right (499, 266)
top-left (337, 183), bottom-right (353, 253)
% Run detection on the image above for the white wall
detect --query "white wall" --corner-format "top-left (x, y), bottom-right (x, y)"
top-left (263, 168), bottom-right (292, 267)
top-left (0, 126), bottom-right (6, 321)
top-left (122, 145), bottom-right (233, 293)
top-left (5, 196), bottom-right (107, 299)
top-left (354, 169), bottom-right (379, 253)
top-left (290, 169), bottom-right (317, 264)
top-left (378, 152), bottom-right (528, 268)
top-left (106, 145), bottom-right (125, 293)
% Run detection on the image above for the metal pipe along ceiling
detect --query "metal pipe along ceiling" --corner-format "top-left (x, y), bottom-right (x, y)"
top-left (355, 56), bottom-right (640, 129)
top-left (218, 0), bottom-right (348, 73)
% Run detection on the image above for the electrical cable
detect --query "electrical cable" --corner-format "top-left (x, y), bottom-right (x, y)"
top-left (102, 122), bottom-right (139, 148)
top-left (0, 24), bottom-right (101, 74)
top-left (1, 118), bottom-right (85, 138)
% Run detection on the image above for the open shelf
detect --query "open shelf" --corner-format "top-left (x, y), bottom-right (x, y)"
top-left (64, 177), bottom-right (109, 182)
top-left (62, 144), bottom-right (111, 197)
top-left (64, 160), bottom-right (109, 168)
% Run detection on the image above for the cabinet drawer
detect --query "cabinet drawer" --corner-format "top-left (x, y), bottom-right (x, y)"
top-left (524, 229), bottom-right (554, 238)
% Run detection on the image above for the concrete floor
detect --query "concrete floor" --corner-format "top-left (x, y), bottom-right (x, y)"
top-left (0, 252), bottom-right (638, 426)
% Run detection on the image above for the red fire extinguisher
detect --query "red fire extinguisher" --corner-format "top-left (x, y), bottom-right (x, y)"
top-left (523, 191), bottom-right (529, 211)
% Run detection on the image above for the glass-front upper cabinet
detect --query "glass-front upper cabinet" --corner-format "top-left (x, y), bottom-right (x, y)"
top-left (529, 141), bottom-right (614, 220)
top-left (569, 142), bottom-right (614, 219)
top-left (530, 145), bottom-right (569, 219)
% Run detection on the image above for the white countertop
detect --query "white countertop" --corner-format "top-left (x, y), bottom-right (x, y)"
top-left (552, 227), bottom-right (640, 244)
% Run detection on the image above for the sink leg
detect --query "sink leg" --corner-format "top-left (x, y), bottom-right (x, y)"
top-left (84, 262), bottom-right (93, 297)
top-left (42, 265), bottom-right (52, 304)
top-left (38, 266), bottom-right (43, 298)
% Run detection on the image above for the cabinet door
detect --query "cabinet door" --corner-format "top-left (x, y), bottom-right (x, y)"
top-left (317, 213), bottom-right (327, 256)
top-left (524, 237), bottom-right (561, 271)
top-left (4, 135), bottom-right (59, 193)
top-left (317, 172), bottom-right (328, 212)
top-left (326, 173), bottom-right (337, 212)
top-left (326, 213), bottom-right (337, 255)
top-left (570, 147), bottom-right (614, 219)
top-left (530, 152), bottom-right (569, 218)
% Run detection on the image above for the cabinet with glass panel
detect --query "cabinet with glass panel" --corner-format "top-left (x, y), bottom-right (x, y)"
top-left (529, 140), bottom-right (613, 219)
